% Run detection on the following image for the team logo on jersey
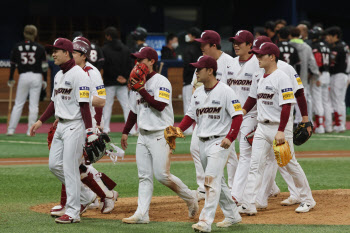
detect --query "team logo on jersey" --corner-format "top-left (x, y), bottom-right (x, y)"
top-left (79, 86), bottom-right (90, 98)
top-left (216, 71), bottom-right (222, 76)
top-left (245, 73), bottom-right (252, 77)
top-left (96, 85), bottom-right (106, 96)
top-left (195, 101), bottom-right (200, 105)
top-left (227, 79), bottom-right (252, 86)
top-left (266, 86), bottom-right (273, 90)
top-left (55, 88), bottom-right (73, 95)
top-left (281, 88), bottom-right (294, 100)
top-left (212, 100), bottom-right (220, 105)
top-left (294, 74), bottom-right (303, 85)
top-left (232, 100), bottom-right (242, 111)
top-left (257, 93), bottom-right (274, 99)
top-left (196, 107), bottom-right (222, 116)
top-left (65, 81), bottom-right (71, 86)
top-left (159, 87), bottom-right (170, 100)
top-left (228, 71), bottom-right (233, 75)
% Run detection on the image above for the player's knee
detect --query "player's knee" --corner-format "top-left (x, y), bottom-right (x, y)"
top-left (154, 171), bottom-right (169, 184)
top-left (204, 175), bottom-right (215, 188)
top-left (49, 161), bottom-right (61, 174)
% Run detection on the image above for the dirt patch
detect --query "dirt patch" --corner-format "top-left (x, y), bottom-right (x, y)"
top-left (31, 189), bottom-right (350, 225)
top-left (2, 151), bottom-right (350, 166)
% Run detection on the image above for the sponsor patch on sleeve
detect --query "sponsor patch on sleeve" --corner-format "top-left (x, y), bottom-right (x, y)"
top-left (79, 86), bottom-right (90, 98)
top-left (159, 87), bottom-right (170, 100)
top-left (232, 100), bottom-right (242, 111)
top-left (281, 88), bottom-right (294, 100)
top-left (96, 85), bottom-right (106, 96)
top-left (294, 74), bottom-right (303, 85)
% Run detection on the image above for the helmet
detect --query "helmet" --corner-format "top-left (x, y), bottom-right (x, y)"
top-left (73, 37), bottom-right (91, 58)
top-left (131, 27), bottom-right (148, 41)
top-left (309, 26), bottom-right (323, 40)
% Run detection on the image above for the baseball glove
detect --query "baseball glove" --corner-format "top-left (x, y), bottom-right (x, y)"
top-left (273, 140), bottom-right (292, 167)
top-left (245, 129), bottom-right (256, 146)
top-left (164, 126), bottom-right (185, 150)
top-left (293, 121), bottom-right (313, 146)
top-left (83, 132), bottom-right (111, 164)
top-left (128, 63), bottom-right (149, 91)
top-left (47, 120), bottom-right (58, 150)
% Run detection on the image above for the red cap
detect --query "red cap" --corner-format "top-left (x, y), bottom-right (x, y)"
top-left (252, 36), bottom-right (272, 50)
top-left (190, 55), bottom-right (217, 72)
top-left (194, 30), bottom-right (221, 45)
top-left (73, 39), bottom-right (91, 56)
top-left (250, 42), bottom-right (280, 57)
top-left (47, 38), bottom-right (73, 53)
top-left (229, 30), bottom-right (254, 44)
top-left (131, 47), bottom-right (158, 63)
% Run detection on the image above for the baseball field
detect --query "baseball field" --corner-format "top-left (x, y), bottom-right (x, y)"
top-left (1, 129), bottom-right (350, 232)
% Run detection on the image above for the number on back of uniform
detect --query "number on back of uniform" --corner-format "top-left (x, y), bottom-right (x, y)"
top-left (20, 52), bottom-right (36, 65)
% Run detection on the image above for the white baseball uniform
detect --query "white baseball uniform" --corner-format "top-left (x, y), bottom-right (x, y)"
top-left (242, 69), bottom-right (315, 211)
top-left (129, 73), bottom-right (196, 219)
top-left (190, 52), bottom-right (239, 192)
top-left (227, 54), bottom-right (262, 203)
top-left (186, 81), bottom-right (242, 226)
top-left (49, 65), bottom-right (96, 219)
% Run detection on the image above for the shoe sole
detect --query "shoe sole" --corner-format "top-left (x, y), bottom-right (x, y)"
top-left (122, 219), bottom-right (149, 224)
top-left (192, 226), bottom-right (210, 232)
top-left (55, 219), bottom-right (80, 224)
top-left (239, 211), bottom-right (257, 216)
top-left (216, 218), bottom-right (242, 228)
top-left (281, 202), bottom-right (300, 206)
top-left (295, 206), bottom-right (315, 213)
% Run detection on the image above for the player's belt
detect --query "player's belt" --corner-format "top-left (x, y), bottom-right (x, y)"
top-left (199, 135), bottom-right (221, 142)
top-left (58, 117), bottom-right (70, 123)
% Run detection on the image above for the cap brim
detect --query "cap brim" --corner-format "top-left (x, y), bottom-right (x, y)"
top-left (189, 62), bottom-right (204, 68)
top-left (250, 48), bottom-right (263, 55)
top-left (194, 38), bottom-right (207, 43)
top-left (131, 52), bottom-right (146, 59)
top-left (229, 36), bottom-right (245, 43)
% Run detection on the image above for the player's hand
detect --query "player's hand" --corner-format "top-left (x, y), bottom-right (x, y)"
top-left (316, 80), bottom-right (321, 87)
top-left (242, 109), bottom-right (247, 116)
top-left (7, 80), bottom-right (15, 87)
top-left (130, 78), bottom-right (144, 92)
top-left (53, 119), bottom-right (59, 128)
top-left (117, 75), bottom-right (127, 84)
top-left (96, 125), bottom-right (103, 132)
top-left (42, 81), bottom-right (47, 89)
top-left (121, 134), bottom-right (128, 150)
top-left (30, 120), bottom-right (43, 136)
top-left (220, 138), bottom-right (232, 149)
top-left (274, 131), bottom-right (285, 145)
top-left (301, 116), bottom-right (312, 136)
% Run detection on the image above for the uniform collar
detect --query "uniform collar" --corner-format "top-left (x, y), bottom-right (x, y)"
top-left (59, 59), bottom-right (76, 74)
top-left (146, 71), bottom-right (157, 81)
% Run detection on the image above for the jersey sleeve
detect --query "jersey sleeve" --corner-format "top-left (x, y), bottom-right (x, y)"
top-left (249, 72), bottom-right (259, 99)
top-left (76, 72), bottom-right (92, 103)
top-left (128, 91), bottom-right (137, 114)
top-left (288, 65), bottom-right (304, 91)
top-left (278, 75), bottom-right (297, 106)
top-left (226, 88), bottom-right (243, 117)
top-left (185, 90), bottom-right (197, 121)
top-left (154, 78), bottom-right (171, 104)
top-left (10, 47), bottom-right (20, 65)
top-left (90, 70), bottom-right (106, 99)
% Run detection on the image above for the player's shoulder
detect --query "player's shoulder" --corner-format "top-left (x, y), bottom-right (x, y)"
top-left (193, 85), bottom-right (204, 95)
top-left (217, 81), bottom-right (234, 92)
top-left (155, 73), bottom-right (171, 85)
top-left (221, 52), bottom-right (235, 62)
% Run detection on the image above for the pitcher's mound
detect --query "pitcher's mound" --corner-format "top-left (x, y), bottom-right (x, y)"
top-left (31, 189), bottom-right (350, 225)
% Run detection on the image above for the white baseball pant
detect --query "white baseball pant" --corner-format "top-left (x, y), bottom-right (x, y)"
top-left (7, 72), bottom-right (42, 135)
top-left (242, 122), bottom-right (314, 209)
top-left (103, 85), bottom-right (136, 134)
top-left (134, 129), bottom-right (195, 218)
top-left (49, 119), bottom-right (96, 219)
top-left (190, 125), bottom-right (205, 193)
top-left (198, 136), bottom-right (241, 226)
top-left (311, 72), bottom-right (333, 132)
top-left (231, 115), bottom-right (258, 203)
top-left (182, 84), bottom-right (193, 134)
top-left (294, 84), bottom-right (313, 124)
top-left (330, 73), bottom-right (348, 130)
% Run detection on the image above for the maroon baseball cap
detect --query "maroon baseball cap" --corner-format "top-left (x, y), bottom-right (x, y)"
top-left (251, 36), bottom-right (272, 50)
top-left (73, 36), bottom-right (91, 47)
top-left (47, 38), bottom-right (73, 53)
top-left (194, 30), bottom-right (221, 45)
top-left (190, 55), bottom-right (217, 72)
top-left (229, 30), bottom-right (254, 44)
top-left (250, 42), bottom-right (280, 57)
top-left (131, 47), bottom-right (158, 63)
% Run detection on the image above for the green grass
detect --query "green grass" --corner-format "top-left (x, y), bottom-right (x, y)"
top-left (1, 131), bottom-right (350, 158)
top-left (1, 158), bottom-right (350, 232)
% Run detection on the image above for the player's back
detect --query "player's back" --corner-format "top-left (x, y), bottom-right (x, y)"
top-left (277, 41), bottom-right (300, 71)
top-left (312, 41), bottom-right (330, 72)
top-left (10, 41), bottom-right (46, 74)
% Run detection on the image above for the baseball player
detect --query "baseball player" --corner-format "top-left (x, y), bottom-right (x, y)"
top-left (325, 26), bottom-right (349, 132)
top-left (190, 30), bottom-right (239, 199)
top-left (226, 30), bottom-right (262, 204)
top-left (277, 26), bottom-right (301, 73)
top-left (309, 27), bottom-right (333, 133)
top-left (250, 36), bottom-right (311, 209)
top-left (7, 25), bottom-right (48, 136)
top-left (178, 55), bottom-right (242, 232)
top-left (238, 42), bottom-right (316, 215)
top-left (30, 38), bottom-right (98, 223)
top-left (130, 27), bottom-right (148, 53)
top-left (49, 37), bottom-right (118, 217)
top-left (121, 47), bottom-right (198, 224)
